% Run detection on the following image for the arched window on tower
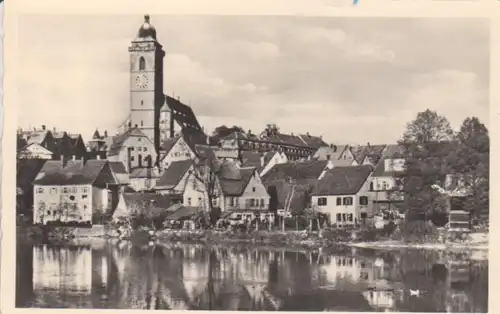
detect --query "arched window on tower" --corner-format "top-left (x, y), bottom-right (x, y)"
top-left (141, 120), bottom-right (144, 127)
top-left (139, 57), bottom-right (146, 71)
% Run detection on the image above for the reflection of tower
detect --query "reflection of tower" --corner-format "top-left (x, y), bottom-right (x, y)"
top-left (129, 15), bottom-right (165, 153)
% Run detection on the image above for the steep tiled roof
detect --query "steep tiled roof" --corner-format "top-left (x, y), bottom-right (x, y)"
top-left (33, 160), bottom-right (115, 186)
top-left (26, 131), bottom-right (49, 145)
top-left (161, 136), bottom-right (180, 154)
top-left (351, 145), bottom-right (386, 164)
top-left (156, 160), bottom-right (193, 189)
top-left (372, 144), bottom-right (405, 177)
top-left (262, 151), bottom-right (276, 167)
top-left (299, 134), bottom-right (329, 149)
top-left (165, 95), bottom-right (203, 131)
top-left (109, 161), bottom-right (129, 185)
top-left (313, 145), bottom-right (346, 161)
top-left (312, 165), bottom-right (373, 196)
top-left (262, 160), bottom-right (329, 183)
top-left (262, 133), bottom-right (306, 147)
top-left (108, 128), bottom-right (150, 156)
top-left (218, 165), bottom-right (256, 196)
top-left (240, 151), bottom-right (262, 169)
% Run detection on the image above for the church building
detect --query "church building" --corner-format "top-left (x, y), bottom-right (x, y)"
top-left (111, 15), bottom-right (205, 173)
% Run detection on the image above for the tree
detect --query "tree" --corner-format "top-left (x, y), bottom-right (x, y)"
top-left (396, 110), bottom-right (456, 219)
top-left (450, 117), bottom-right (489, 223)
top-left (189, 150), bottom-right (223, 227)
top-left (211, 125), bottom-right (244, 142)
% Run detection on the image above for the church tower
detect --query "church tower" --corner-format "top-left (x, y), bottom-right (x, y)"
top-left (128, 15), bottom-right (165, 153)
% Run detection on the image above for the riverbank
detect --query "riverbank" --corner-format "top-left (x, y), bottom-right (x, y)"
top-left (18, 225), bottom-right (489, 252)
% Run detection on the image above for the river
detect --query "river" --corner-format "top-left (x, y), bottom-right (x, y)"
top-left (16, 239), bottom-right (488, 312)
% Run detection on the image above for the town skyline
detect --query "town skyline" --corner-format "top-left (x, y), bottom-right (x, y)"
top-left (16, 15), bottom-right (489, 144)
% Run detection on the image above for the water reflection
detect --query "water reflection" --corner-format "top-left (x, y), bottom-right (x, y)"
top-left (16, 240), bottom-right (488, 312)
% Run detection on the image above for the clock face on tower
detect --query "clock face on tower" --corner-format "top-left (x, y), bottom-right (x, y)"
top-left (135, 74), bottom-right (149, 89)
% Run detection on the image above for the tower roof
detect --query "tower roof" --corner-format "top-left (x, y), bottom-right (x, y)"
top-left (137, 15), bottom-right (157, 40)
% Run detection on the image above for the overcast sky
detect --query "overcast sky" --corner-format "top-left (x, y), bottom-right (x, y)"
top-left (17, 15), bottom-right (489, 144)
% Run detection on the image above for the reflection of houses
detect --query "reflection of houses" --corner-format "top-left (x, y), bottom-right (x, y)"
top-left (33, 160), bottom-right (122, 225)
top-left (32, 244), bottom-right (92, 294)
top-left (312, 165), bottom-right (374, 226)
top-left (362, 290), bottom-right (396, 310)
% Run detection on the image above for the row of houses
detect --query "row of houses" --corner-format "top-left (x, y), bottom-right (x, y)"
top-left (18, 125), bottom-right (410, 227)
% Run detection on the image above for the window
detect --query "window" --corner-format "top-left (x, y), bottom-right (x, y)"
top-left (138, 138), bottom-right (142, 142)
top-left (250, 199), bottom-right (256, 207)
top-left (187, 198), bottom-right (192, 206)
top-left (63, 187), bottom-right (69, 193)
top-left (252, 187), bottom-right (256, 192)
top-left (348, 214), bottom-right (353, 222)
top-left (82, 194), bottom-right (87, 199)
top-left (336, 213), bottom-right (342, 222)
top-left (131, 156), bottom-right (135, 161)
top-left (260, 199), bottom-right (265, 208)
top-left (326, 154), bottom-right (331, 160)
top-left (382, 182), bottom-right (389, 190)
top-left (139, 56), bottom-right (146, 70)
top-left (318, 197), bottom-right (327, 206)
top-left (370, 182), bottom-right (374, 191)
top-left (144, 147), bottom-right (148, 152)
top-left (198, 197), bottom-right (202, 204)
top-left (359, 196), bottom-right (369, 205)
top-left (361, 212), bottom-right (367, 219)
top-left (141, 121), bottom-right (144, 127)
top-left (82, 187), bottom-right (88, 193)
top-left (141, 100), bottom-right (144, 106)
top-left (336, 197), bottom-right (342, 206)
top-left (343, 197), bottom-right (353, 206)
top-left (229, 197), bottom-right (235, 207)
top-left (138, 147), bottom-right (142, 152)
top-left (235, 198), bottom-right (239, 206)
top-left (342, 213), bottom-right (346, 221)
top-left (69, 195), bottom-right (75, 201)
top-left (36, 187), bottom-right (44, 193)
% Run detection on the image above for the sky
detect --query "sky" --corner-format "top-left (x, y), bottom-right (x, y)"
top-left (16, 15), bottom-right (489, 145)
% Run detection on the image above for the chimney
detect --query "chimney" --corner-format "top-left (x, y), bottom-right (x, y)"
top-left (42, 125), bottom-right (46, 131)
top-left (291, 132), bottom-right (294, 136)
top-left (367, 142), bottom-right (371, 147)
top-left (72, 155), bottom-right (76, 161)
top-left (104, 130), bottom-right (108, 137)
top-left (306, 132), bottom-right (310, 137)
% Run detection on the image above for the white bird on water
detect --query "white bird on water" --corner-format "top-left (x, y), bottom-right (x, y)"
top-left (409, 289), bottom-right (420, 297)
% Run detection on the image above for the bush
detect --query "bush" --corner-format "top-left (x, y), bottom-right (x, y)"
top-left (394, 220), bottom-right (440, 243)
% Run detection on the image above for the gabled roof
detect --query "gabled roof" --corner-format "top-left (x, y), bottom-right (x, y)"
top-left (18, 142), bottom-right (54, 155)
top-left (17, 159), bottom-right (48, 187)
top-left (299, 134), bottom-right (329, 149)
top-left (262, 133), bottom-right (306, 147)
top-left (161, 136), bottom-right (180, 155)
top-left (108, 127), bottom-right (151, 156)
top-left (372, 144), bottom-right (405, 177)
top-left (26, 131), bottom-right (49, 145)
top-left (240, 151), bottom-right (262, 169)
top-left (165, 95), bottom-right (203, 131)
top-left (33, 159), bottom-right (116, 186)
top-left (351, 145), bottom-right (387, 164)
top-left (156, 160), bottom-right (193, 190)
top-left (262, 160), bottom-right (329, 183)
top-left (313, 145), bottom-right (346, 161)
top-left (218, 166), bottom-right (256, 196)
top-left (312, 165), bottom-right (373, 196)
top-left (109, 161), bottom-right (129, 185)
